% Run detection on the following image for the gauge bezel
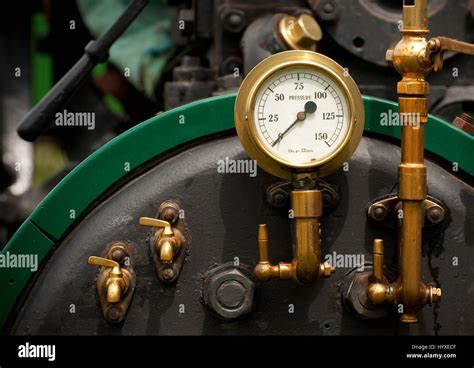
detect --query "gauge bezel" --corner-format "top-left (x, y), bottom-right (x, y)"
top-left (234, 50), bottom-right (365, 179)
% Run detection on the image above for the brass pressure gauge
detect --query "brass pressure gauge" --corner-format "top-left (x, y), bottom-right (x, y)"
top-left (234, 50), bottom-right (364, 179)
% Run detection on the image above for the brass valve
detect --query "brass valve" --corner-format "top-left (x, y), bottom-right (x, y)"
top-left (367, 239), bottom-right (442, 318)
top-left (278, 14), bottom-right (322, 51)
top-left (88, 256), bottom-right (130, 304)
top-left (87, 243), bottom-right (136, 324)
top-left (424, 37), bottom-right (474, 72)
top-left (139, 202), bottom-right (189, 284)
top-left (139, 217), bottom-right (183, 262)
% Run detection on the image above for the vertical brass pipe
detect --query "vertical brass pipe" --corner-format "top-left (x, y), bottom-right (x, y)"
top-left (370, 0), bottom-right (441, 322)
top-left (372, 239), bottom-right (384, 283)
top-left (402, 0), bottom-right (428, 31)
top-left (291, 190), bottom-right (322, 284)
top-left (258, 224), bottom-right (270, 262)
top-left (398, 98), bottom-right (428, 323)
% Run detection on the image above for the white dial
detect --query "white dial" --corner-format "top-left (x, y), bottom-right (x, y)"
top-left (252, 67), bottom-right (350, 167)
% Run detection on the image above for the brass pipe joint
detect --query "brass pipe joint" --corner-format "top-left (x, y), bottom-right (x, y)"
top-left (255, 189), bottom-right (334, 285)
top-left (366, 239), bottom-right (441, 323)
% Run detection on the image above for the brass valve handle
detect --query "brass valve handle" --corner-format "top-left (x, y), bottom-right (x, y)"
top-left (139, 217), bottom-right (174, 236)
top-left (425, 36), bottom-right (474, 72)
top-left (88, 256), bottom-right (125, 278)
top-left (88, 256), bottom-right (120, 270)
top-left (88, 256), bottom-right (128, 303)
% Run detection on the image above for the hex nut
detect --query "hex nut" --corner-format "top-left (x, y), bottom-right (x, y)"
top-left (204, 267), bottom-right (255, 320)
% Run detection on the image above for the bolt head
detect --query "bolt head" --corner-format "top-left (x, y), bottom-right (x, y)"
top-left (162, 267), bottom-right (175, 280)
top-left (316, 0), bottom-right (340, 22)
top-left (427, 206), bottom-right (444, 224)
top-left (106, 306), bottom-right (122, 322)
top-left (223, 10), bottom-right (246, 33)
top-left (323, 2), bottom-right (335, 13)
top-left (266, 188), bottom-right (289, 208)
top-left (204, 267), bottom-right (255, 320)
top-left (371, 204), bottom-right (387, 221)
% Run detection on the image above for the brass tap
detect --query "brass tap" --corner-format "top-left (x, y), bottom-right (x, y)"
top-left (88, 256), bottom-right (131, 303)
top-left (255, 189), bottom-right (335, 285)
top-left (139, 217), bottom-right (184, 263)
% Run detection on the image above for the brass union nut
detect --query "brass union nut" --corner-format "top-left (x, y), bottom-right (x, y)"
top-left (321, 262), bottom-right (335, 278)
top-left (430, 287), bottom-right (442, 304)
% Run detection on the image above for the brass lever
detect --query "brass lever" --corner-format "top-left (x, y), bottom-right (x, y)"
top-left (88, 256), bottom-right (129, 303)
top-left (425, 37), bottom-right (474, 72)
top-left (139, 217), bottom-right (174, 236)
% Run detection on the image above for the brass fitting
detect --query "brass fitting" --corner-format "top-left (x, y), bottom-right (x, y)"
top-left (88, 256), bottom-right (132, 304)
top-left (139, 217), bottom-right (184, 263)
top-left (369, 0), bottom-right (453, 323)
top-left (87, 243), bottom-right (136, 324)
top-left (255, 189), bottom-right (335, 285)
top-left (366, 239), bottom-right (441, 323)
top-left (277, 14), bottom-right (322, 51)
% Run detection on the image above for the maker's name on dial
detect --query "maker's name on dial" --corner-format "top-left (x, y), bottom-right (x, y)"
top-left (288, 148), bottom-right (314, 153)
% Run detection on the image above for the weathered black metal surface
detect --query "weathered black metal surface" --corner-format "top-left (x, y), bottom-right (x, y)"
top-left (8, 135), bottom-right (474, 335)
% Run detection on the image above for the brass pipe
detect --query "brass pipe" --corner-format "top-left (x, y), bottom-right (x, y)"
top-left (397, 97), bottom-right (428, 322)
top-left (292, 190), bottom-right (322, 283)
top-left (402, 0), bottom-right (428, 31)
top-left (372, 239), bottom-right (384, 283)
top-left (367, 0), bottom-right (443, 323)
top-left (257, 224), bottom-right (270, 262)
top-left (255, 224), bottom-right (285, 280)
top-left (254, 189), bottom-right (334, 284)
top-left (367, 239), bottom-right (389, 306)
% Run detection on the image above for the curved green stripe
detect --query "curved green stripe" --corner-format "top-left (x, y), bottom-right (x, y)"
top-left (0, 93), bottom-right (472, 330)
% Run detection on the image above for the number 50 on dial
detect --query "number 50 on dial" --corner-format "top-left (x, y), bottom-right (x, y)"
top-left (234, 50), bottom-right (365, 179)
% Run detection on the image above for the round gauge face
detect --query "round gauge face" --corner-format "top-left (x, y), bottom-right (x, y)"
top-left (252, 67), bottom-right (350, 167)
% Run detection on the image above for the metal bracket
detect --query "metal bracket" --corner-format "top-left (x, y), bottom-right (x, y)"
top-left (366, 194), bottom-right (447, 229)
top-left (265, 179), bottom-right (339, 209)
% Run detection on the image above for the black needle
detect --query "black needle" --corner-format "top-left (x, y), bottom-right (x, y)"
top-left (272, 101), bottom-right (317, 147)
